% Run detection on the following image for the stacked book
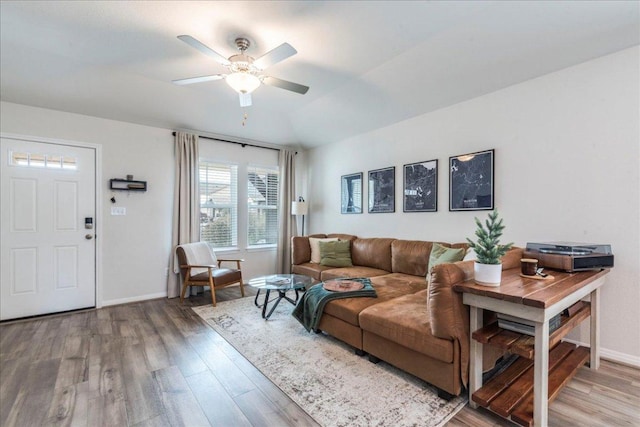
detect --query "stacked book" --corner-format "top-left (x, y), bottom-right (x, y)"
top-left (497, 313), bottom-right (562, 336)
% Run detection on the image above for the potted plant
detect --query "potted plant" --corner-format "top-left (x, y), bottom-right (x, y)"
top-left (466, 210), bottom-right (513, 286)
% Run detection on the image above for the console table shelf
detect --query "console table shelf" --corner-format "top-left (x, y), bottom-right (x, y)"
top-left (471, 301), bottom-right (591, 360)
top-left (472, 342), bottom-right (589, 427)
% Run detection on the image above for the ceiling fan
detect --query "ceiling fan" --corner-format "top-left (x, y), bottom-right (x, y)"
top-left (173, 35), bottom-right (309, 107)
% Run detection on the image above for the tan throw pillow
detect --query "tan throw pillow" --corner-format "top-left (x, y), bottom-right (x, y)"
top-left (428, 243), bottom-right (466, 273)
top-left (309, 237), bottom-right (339, 263)
top-left (319, 240), bottom-right (353, 267)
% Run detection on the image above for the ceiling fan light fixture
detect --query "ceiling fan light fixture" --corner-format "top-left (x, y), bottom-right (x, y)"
top-left (226, 72), bottom-right (261, 94)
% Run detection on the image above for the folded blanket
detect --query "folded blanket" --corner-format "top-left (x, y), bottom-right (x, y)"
top-left (292, 278), bottom-right (377, 332)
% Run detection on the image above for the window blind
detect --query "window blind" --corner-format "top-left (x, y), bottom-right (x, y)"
top-left (247, 165), bottom-right (279, 246)
top-left (199, 161), bottom-right (238, 249)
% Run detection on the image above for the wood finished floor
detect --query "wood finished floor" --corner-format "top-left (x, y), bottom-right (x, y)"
top-left (0, 287), bottom-right (638, 426)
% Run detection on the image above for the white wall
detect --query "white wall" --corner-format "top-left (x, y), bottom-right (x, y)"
top-left (306, 47), bottom-right (640, 364)
top-left (0, 102), bottom-right (284, 306)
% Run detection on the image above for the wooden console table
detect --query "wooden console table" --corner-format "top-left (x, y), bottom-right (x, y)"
top-left (453, 268), bottom-right (609, 427)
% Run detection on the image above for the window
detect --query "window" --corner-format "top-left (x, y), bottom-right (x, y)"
top-left (10, 151), bottom-right (77, 170)
top-left (247, 165), bottom-right (279, 246)
top-left (199, 161), bottom-right (238, 249)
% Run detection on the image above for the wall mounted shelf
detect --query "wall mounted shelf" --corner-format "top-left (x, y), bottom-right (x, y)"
top-left (110, 178), bottom-right (147, 192)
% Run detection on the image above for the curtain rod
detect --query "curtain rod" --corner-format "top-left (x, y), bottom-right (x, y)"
top-left (172, 131), bottom-right (283, 152)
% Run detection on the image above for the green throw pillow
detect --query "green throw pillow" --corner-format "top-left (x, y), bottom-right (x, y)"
top-left (428, 243), bottom-right (465, 272)
top-left (319, 240), bottom-right (353, 267)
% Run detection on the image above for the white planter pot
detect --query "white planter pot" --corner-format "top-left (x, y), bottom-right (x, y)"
top-left (474, 262), bottom-right (502, 286)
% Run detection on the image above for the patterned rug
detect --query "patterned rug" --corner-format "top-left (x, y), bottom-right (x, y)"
top-left (193, 297), bottom-right (467, 427)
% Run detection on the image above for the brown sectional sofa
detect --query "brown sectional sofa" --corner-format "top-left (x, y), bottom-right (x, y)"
top-left (291, 233), bottom-right (522, 397)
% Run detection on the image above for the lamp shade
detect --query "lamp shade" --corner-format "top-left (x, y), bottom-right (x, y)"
top-left (226, 72), bottom-right (261, 94)
top-left (291, 201), bottom-right (308, 215)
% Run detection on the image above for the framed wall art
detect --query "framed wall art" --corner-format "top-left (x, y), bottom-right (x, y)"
top-left (341, 172), bottom-right (363, 214)
top-left (449, 149), bottom-right (494, 211)
top-left (368, 167), bottom-right (395, 213)
top-left (403, 159), bottom-right (437, 212)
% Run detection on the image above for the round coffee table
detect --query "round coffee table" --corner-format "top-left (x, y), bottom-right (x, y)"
top-left (248, 274), bottom-right (313, 319)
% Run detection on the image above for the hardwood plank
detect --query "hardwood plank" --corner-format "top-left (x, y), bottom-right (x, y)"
top-left (146, 305), bottom-right (208, 377)
top-left (89, 351), bottom-right (125, 404)
top-left (153, 365), bottom-right (211, 426)
top-left (228, 348), bottom-right (320, 427)
top-left (525, 270), bottom-right (608, 308)
top-left (130, 413), bottom-right (172, 427)
top-left (185, 331), bottom-right (256, 398)
top-left (472, 322), bottom-right (502, 343)
top-left (3, 358), bottom-right (61, 426)
top-left (488, 342), bottom-right (574, 417)
top-left (473, 356), bottom-right (533, 407)
top-left (0, 357), bottom-right (30, 425)
top-left (87, 395), bottom-right (128, 426)
top-left (121, 344), bottom-right (164, 425)
top-left (134, 324), bottom-right (172, 372)
top-left (186, 370), bottom-right (252, 427)
top-left (511, 346), bottom-right (590, 426)
top-left (487, 329), bottom-right (523, 349)
top-left (233, 388), bottom-right (295, 427)
top-left (45, 382), bottom-right (90, 427)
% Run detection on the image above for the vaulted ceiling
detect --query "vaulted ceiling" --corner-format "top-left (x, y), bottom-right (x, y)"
top-left (1, 1), bottom-right (638, 148)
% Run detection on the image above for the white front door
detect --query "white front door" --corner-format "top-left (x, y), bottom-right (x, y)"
top-left (0, 137), bottom-right (96, 320)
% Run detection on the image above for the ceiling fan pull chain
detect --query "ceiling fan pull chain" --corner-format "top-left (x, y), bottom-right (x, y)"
top-left (242, 112), bottom-right (248, 127)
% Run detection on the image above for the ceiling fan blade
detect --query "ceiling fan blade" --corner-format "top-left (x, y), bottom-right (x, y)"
top-left (177, 35), bottom-right (230, 66)
top-left (172, 74), bottom-right (225, 85)
top-left (253, 43), bottom-right (297, 70)
top-left (239, 93), bottom-right (252, 107)
top-left (262, 76), bottom-right (309, 95)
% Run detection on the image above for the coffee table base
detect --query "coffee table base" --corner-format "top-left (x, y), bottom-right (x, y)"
top-left (254, 288), bottom-right (302, 320)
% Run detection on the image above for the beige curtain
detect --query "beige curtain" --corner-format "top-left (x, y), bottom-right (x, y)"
top-left (167, 132), bottom-right (200, 298)
top-left (277, 149), bottom-right (297, 274)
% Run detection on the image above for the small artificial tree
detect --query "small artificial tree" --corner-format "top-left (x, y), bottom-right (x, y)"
top-left (466, 210), bottom-right (513, 265)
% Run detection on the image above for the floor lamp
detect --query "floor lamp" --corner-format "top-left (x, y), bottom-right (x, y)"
top-left (291, 197), bottom-right (308, 236)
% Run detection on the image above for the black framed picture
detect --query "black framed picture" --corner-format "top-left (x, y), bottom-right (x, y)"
top-left (403, 159), bottom-right (438, 212)
top-left (341, 172), bottom-right (363, 214)
top-left (368, 167), bottom-right (395, 213)
top-left (449, 149), bottom-right (494, 211)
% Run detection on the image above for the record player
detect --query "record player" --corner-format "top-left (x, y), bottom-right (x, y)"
top-left (524, 242), bottom-right (614, 272)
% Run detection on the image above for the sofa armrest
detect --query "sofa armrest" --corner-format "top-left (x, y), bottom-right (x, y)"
top-left (428, 262), bottom-right (470, 340)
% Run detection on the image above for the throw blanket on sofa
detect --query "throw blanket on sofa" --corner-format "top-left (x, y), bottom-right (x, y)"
top-left (292, 278), bottom-right (377, 332)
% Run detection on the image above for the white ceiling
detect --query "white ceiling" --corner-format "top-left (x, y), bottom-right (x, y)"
top-left (1, 1), bottom-right (638, 148)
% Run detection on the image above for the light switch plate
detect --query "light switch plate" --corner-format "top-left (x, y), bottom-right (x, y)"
top-left (111, 207), bottom-right (126, 216)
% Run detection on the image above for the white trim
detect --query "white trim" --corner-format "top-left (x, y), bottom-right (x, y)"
top-left (102, 292), bottom-right (167, 307)
top-left (0, 132), bottom-right (104, 310)
top-left (562, 338), bottom-right (640, 368)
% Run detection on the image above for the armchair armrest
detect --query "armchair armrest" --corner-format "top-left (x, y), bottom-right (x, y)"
top-left (217, 259), bottom-right (244, 269)
top-left (180, 264), bottom-right (216, 269)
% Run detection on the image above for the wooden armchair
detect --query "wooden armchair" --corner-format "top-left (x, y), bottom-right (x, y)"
top-left (176, 242), bottom-right (245, 306)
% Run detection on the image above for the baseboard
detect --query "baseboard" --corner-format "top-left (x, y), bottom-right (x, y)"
top-left (562, 338), bottom-right (640, 368)
top-left (101, 292), bottom-right (167, 307)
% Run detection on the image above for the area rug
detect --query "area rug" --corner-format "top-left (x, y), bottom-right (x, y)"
top-left (193, 297), bottom-right (467, 427)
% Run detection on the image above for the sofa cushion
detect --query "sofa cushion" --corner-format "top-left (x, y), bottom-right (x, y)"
top-left (428, 243), bottom-right (465, 272)
top-left (309, 237), bottom-right (339, 263)
top-left (320, 266), bottom-right (389, 281)
top-left (391, 240), bottom-right (434, 276)
top-left (319, 240), bottom-right (353, 267)
top-left (359, 290), bottom-right (454, 363)
top-left (292, 263), bottom-right (333, 281)
top-left (351, 238), bottom-right (395, 271)
top-left (322, 281), bottom-right (412, 326)
top-left (368, 273), bottom-right (428, 293)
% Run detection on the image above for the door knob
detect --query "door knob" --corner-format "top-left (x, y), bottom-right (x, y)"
top-left (85, 234), bottom-right (94, 240)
